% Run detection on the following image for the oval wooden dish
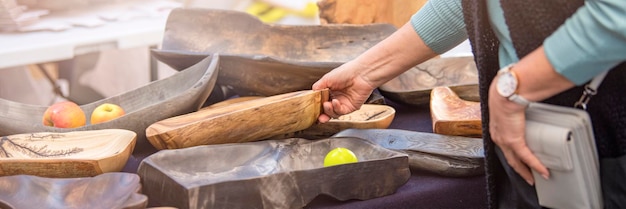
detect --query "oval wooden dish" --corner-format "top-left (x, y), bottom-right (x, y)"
top-left (145, 90), bottom-right (329, 150)
top-left (158, 8), bottom-right (396, 65)
top-left (430, 86), bottom-right (482, 138)
top-left (0, 55), bottom-right (219, 159)
top-left (379, 56), bottom-right (479, 106)
top-left (0, 172), bottom-right (146, 209)
top-left (137, 137), bottom-right (410, 209)
top-left (333, 128), bottom-right (484, 177)
top-left (0, 129), bottom-right (136, 178)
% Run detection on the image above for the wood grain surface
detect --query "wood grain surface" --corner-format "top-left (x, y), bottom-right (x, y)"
top-left (430, 86), bottom-right (482, 138)
top-left (0, 129), bottom-right (136, 178)
top-left (318, 0), bottom-right (427, 28)
top-left (146, 90), bottom-right (329, 149)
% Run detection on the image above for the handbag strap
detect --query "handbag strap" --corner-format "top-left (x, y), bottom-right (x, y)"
top-left (574, 70), bottom-right (609, 110)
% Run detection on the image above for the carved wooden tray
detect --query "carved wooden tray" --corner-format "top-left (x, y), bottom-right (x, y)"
top-left (0, 55), bottom-right (219, 157)
top-left (137, 137), bottom-right (410, 209)
top-left (379, 56), bottom-right (479, 106)
top-left (159, 8), bottom-right (396, 64)
top-left (201, 96), bottom-right (396, 140)
top-left (430, 86), bottom-right (482, 137)
top-left (0, 172), bottom-right (146, 209)
top-left (333, 128), bottom-right (484, 177)
top-left (0, 129), bottom-right (136, 178)
top-left (145, 90), bottom-right (329, 150)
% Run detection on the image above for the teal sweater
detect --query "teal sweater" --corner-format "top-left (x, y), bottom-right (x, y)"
top-left (411, 0), bottom-right (626, 85)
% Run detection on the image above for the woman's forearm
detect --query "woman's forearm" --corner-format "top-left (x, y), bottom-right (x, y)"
top-left (356, 22), bottom-right (438, 87)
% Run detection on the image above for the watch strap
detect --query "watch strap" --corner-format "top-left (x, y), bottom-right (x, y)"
top-left (509, 94), bottom-right (530, 106)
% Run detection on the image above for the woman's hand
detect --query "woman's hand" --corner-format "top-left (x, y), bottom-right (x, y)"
top-left (312, 61), bottom-right (377, 123)
top-left (488, 77), bottom-right (550, 185)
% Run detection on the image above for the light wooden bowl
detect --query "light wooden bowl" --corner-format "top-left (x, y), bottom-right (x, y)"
top-left (0, 55), bottom-right (219, 158)
top-left (333, 128), bottom-right (484, 177)
top-left (145, 90), bottom-right (329, 150)
top-left (0, 172), bottom-right (147, 209)
top-left (0, 129), bottom-right (136, 178)
top-left (380, 56), bottom-right (479, 106)
top-left (137, 137), bottom-right (409, 209)
top-left (430, 86), bottom-right (482, 137)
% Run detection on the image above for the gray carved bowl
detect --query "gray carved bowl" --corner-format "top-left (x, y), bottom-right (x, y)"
top-left (159, 8), bottom-right (396, 65)
top-left (137, 137), bottom-right (410, 209)
top-left (0, 172), bottom-right (147, 209)
top-left (379, 56), bottom-right (479, 106)
top-left (0, 55), bottom-right (219, 160)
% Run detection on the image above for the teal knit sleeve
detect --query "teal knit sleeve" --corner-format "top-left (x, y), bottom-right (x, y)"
top-left (410, 0), bottom-right (467, 54)
top-left (544, 0), bottom-right (626, 85)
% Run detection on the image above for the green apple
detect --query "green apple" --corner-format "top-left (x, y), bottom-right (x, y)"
top-left (324, 147), bottom-right (358, 167)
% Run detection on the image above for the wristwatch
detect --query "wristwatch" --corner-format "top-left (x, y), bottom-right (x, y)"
top-left (496, 64), bottom-right (530, 107)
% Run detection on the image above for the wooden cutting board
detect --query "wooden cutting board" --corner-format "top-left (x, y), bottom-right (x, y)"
top-left (430, 86), bottom-right (482, 138)
top-left (146, 89), bottom-right (329, 150)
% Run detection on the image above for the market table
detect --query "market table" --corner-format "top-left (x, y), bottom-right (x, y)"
top-left (305, 99), bottom-right (488, 209)
top-left (126, 96), bottom-right (488, 208)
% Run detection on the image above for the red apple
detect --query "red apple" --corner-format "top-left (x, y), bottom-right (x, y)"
top-left (42, 101), bottom-right (87, 128)
top-left (90, 103), bottom-right (125, 124)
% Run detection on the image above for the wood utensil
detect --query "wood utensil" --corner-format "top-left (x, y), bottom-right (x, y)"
top-left (380, 56), bottom-right (479, 106)
top-left (430, 86), bottom-right (482, 137)
top-left (146, 89), bottom-right (329, 149)
top-left (0, 129), bottom-right (136, 178)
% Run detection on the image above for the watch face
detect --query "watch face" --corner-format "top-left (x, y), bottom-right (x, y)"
top-left (496, 71), bottom-right (517, 97)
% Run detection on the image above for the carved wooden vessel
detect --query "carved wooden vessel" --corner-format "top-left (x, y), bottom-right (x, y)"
top-left (137, 137), bottom-right (410, 209)
top-left (159, 8), bottom-right (396, 64)
top-left (0, 129), bottom-right (136, 178)
top-left (145, 90), bottom-right (329, 150)
top-left (430, 86), bottom-right (482, 138)
top-left (0, 56), bottom-right (219, 158)
top-left (333, 128), bottom-right (484, 177)
top-left (379, 56), bottom-right (479, 106)
top-left (0, 172), bottom-right (146, 209)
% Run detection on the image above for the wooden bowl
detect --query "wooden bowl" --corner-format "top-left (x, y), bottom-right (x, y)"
top-left (145, 90), bottom-right (329, 150)
top-left (0, 129), bottom-right (136, 178)
top-left (333, 128), bottom-right (484, 177)
top-left (0, 172), bottom-right (147, 209)
top-left (0, 55), bottom-right (219, 158)
top-left (159, 8), bottom-right (396, 64)
top-left (430, 86), bottom-right (482, 137)
top-left (379, 56), bottom-right (479, 106)
top-left (137, 137), bottom-right (410, 209)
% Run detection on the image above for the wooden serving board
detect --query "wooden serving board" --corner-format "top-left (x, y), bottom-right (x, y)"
top-left (333, 128), bottom-right (484, 177)
top-left (0, 172), bottom-right (146, 209)
top-left (146, 90), bottom-right (329, 149)
top-left (430, 86), bottom-right (482, 138)
top-left (379, 56), bottom-right (479, 106)
top-left (0, 129), bottom-right (136, 178)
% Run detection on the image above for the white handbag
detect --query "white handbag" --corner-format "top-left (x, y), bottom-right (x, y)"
top-left (525, 71), bottom-right (608, 209)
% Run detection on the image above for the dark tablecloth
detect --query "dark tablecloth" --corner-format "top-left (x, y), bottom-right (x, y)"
top-left (305, 99), bottom-right (488, 209)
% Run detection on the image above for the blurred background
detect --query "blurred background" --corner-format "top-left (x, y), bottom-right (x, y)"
top-left (0, 0), bottom-right (470, 106)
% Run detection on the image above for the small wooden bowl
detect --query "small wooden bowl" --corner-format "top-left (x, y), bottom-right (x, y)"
top-left (0, 172), bottom-right (146, 209)
top-left (0, 129), bottom-right (136, 178)
top-left (145, 90), bottom-right (329, 150)
top-left (137, 137), bottom-right (410, 209)
top-left (430, 86), bottom-right (482, 138)
top-left (0, 55), bottom-right (219, 157)
top-left (380, 56), bottom-right (479, 106)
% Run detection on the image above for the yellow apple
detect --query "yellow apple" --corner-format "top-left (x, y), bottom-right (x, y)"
top-left (42, 101), bottom-right (87, 128)
top-left (90, 103), bottom-right (125, 124)
top-left (324, 147), bottom-right (358, 167)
